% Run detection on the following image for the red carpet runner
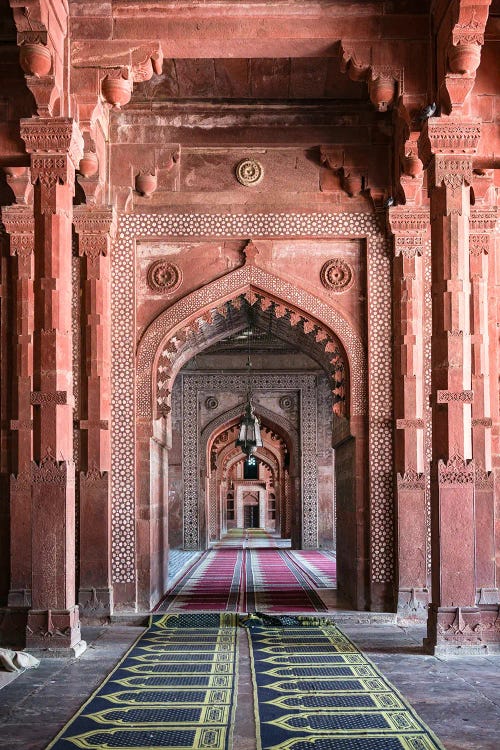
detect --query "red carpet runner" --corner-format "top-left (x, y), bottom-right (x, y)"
top-left (156, 548), bottom-right (336, 613)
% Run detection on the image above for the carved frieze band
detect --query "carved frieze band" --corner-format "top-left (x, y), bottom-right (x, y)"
top-left (396, 419), bottom-right (424, 429)
top-left (436, 389), bottom-right (473, 403)
top-left (397, 470), bottom-right (425, 490)
top-left (438, 455), bottom-right (475, 485)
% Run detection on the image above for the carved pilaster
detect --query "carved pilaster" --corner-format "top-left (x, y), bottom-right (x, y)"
top-left (73, 207), bottom-right (116, 617)
top-left (15, 118), bottom-right (85, 654)
top-left (389, 207), bottom-right (429, 614)
top-left (418, 115), bottom-right (498, 652)
top-left (1, 206), bottom-right (34, 609)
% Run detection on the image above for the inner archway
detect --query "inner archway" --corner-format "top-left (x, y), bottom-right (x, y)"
top-left (154, 290), bottom-right (366, 609)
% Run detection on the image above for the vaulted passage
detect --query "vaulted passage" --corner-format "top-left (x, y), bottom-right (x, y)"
top-left (0, 1), bottom-right (499, 748)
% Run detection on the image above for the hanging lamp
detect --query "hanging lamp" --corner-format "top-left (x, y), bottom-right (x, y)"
top-left (236, 328), bottom-right (262, 457)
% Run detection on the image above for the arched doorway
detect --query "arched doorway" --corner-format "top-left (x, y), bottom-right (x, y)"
top-left (135, 255), bottom-right (373, 611)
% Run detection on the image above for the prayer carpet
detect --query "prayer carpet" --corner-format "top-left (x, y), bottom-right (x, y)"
top-left (156, 550), bottom-right (243, 612)
top-left (246, 550), bottom-right (327, 613)
top-left (283, 550), bottom-right (337, 588)
top-left (45, 613), bottom-right (238, 750)
top-left (156, 550), bottom-right (329, 614)
top-left (247, 617), bottom-right (446, 750)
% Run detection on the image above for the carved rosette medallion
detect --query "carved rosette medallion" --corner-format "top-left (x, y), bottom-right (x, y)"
top-left (147, 260), bottom-right (182, 294)
top-left (279, 395), bottom-right (295, 411)
top-left (320, 258), bottom-right (354, 293)
top-left (205, 396), bottom-right (219, 410)
top-left (236, 159), bottom-right (264, 187)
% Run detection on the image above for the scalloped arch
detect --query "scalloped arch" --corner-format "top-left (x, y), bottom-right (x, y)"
top-left (136, 263), bottom-right (366, 419)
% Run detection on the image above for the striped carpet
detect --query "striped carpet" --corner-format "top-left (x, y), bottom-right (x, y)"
top-left (155, 549), bottom-right (337, 614)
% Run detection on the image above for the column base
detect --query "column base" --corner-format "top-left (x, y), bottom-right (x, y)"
top-left (424, 604), bottom-right (500, 655)
top-left (26, 606), bottom-right (84, 655)
top-left (78, 586), bottom-right (113, 620)
top-left (27, 640), bottom-right (87, 659)
top-left (7, 588), bottom-right (32, 608)
top-left (397, 587), bottom-right (429, 622)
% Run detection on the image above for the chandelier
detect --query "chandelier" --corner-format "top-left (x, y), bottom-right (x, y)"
top-left (236, 328), bottom-right (262, 457)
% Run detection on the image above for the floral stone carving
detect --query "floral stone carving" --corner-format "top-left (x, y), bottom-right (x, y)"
top-left (147, 260), bottom-right (182, 294)
top-left (236, 159), bottom-right (264, 187)
top-left (320, 258), bottom-right (354, 293)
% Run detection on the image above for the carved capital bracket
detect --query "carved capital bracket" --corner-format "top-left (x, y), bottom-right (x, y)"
top-left (73, 207), bottom-right (117, 258)
top-left (388, 207), bottom-right (429, 257)
top-left (1, 205), bottom-right (34, 257)
top-left (21, 117), bottom-right (83, 173)
top-left (2, 166), bottom-right (33, 205)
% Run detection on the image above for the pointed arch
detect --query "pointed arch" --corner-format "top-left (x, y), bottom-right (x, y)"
top-left (136, 260), bottom-right (366, 419)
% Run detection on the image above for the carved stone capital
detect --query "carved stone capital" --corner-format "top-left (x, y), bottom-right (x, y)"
top-left (422, 117), bottom-right (481, 154)
top-left (388, 207), bottom-right (429, 257)
top-left (469, 207), bottom-right (497, 232)
top-left (20, 118), bottom-right (84, 171)
top-left (1, 206), bottom-right (34, 256)
top-left (433, 154), bottom-right (474, 189)
top-left (73, 207), bottom-right (117, 258)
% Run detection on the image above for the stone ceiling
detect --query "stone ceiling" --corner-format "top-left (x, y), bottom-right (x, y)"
top-left (132, 57), bottom-right (366, 102)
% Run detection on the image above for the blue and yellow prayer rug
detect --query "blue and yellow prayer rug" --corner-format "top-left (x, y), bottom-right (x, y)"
top-left (45, 613), bottom-right (238, 750)
top-left (247, 619), bottom-right (446, 750)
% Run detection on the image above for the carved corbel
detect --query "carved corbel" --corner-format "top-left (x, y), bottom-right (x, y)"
top-left (369, 70), bottom-right (398, 113)
top-left (339, 44), bottom-right (370, 82)
top-left (131, 43), bottom-right (164, 82)
top-left (438, 1), bottom-right (492, 114)
top-left (3, 166), bottom-right (32, 205)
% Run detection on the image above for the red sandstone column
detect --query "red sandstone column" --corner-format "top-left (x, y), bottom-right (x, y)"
top-left (469, 205), bottom-right (498, 604)
top-left (73, 207), bottom-right (116, 618)
top-left (419, 117), bottom-right (498, 653)
top-left (1, 207), bottom-right (34, 613)
top-left (20, 117), bottom-right (84, 655)
top-left (389, 208), bottom-right (429, 619)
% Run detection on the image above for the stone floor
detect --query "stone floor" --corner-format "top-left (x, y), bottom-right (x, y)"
top-left (0, 620), bottom-right (499, 750)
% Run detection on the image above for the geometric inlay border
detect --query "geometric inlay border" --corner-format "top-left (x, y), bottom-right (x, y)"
top-left (111, 212), bottom-right (393, 584)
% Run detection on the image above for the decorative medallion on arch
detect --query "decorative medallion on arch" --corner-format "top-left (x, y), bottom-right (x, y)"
top-left (136, 259), bottom-right (365, 421)
top-left (182, 373), bottom-right (318, 550)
